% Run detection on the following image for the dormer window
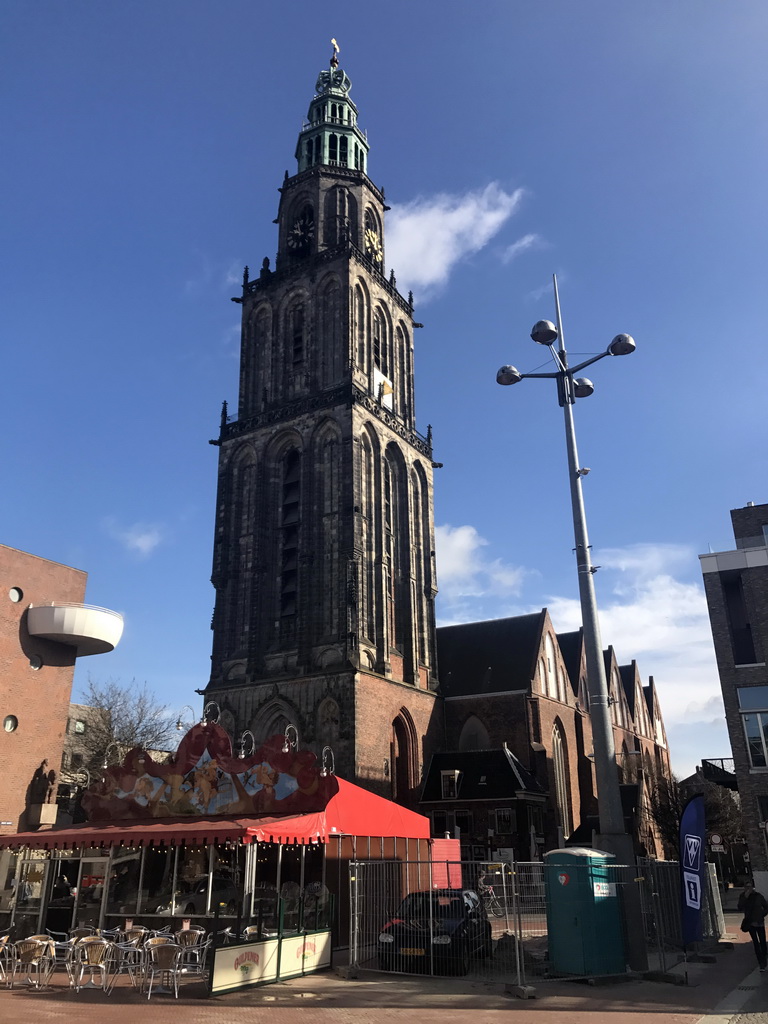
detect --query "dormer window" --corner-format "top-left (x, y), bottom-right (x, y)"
top-left (441, 770), bottom-right (461, 799)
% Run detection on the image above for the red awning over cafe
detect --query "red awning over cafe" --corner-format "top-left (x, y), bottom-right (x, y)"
top-left (0, 777), bottom-right (430, 850)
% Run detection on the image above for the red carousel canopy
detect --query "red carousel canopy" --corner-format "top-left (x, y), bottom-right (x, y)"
top-left (0, 777), bottom-right (430, 850)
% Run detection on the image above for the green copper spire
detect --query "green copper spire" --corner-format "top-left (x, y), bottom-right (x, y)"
top-left (295, 40), bottom-right (369, 174)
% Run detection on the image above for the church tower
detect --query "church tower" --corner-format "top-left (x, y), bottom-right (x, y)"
top-left (205, 47), bottom-right (439, 804)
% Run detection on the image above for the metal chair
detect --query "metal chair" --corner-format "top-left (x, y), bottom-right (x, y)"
top-left (0, 934), bottom-right (11, 984)
top-left (106, 935), bottom-right (144, 993)
top-left (175, 926), bottom-right (206, 947)
top-left (9, 938), bottom-right (55, 990)
top-left (72, 936), bottom-right (112, 992)
top-left (177, 933), bottom-right (209, 980)
top-left (47, 936), bottom-right (77, 987)
top-left (145, 941), bottom-right (182, 999)
top-left (69, 926), bottom-right (96, 941)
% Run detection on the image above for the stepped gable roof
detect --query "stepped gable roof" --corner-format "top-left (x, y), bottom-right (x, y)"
top-left (436, 611), bottom-right (545, 697)
top-left (619, 662), bottom-right (639, 716)
top-left (556, 628), bottom-right (584, 696)
top-left (643, 677), bottom-right (657, 716)
top-left (420, 747), bottom-right (545, 803)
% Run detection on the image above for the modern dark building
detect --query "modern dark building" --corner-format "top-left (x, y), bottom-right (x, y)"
top-left (700, 501), bottom-right (768, 891)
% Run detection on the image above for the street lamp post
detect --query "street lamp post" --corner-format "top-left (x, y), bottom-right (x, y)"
top-left (496, 274), bottom-right (635, 854)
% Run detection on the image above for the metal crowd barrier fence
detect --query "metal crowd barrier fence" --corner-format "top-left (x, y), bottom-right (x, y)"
top-left (349, 857), bottom-right (725, 986)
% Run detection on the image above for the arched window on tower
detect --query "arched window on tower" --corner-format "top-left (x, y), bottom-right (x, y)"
top-left (317, 430), bottom-right (340, 637)
top-left (329, 133), bottom-right (338, 164)
top-left (324, 187), bottom-right (357, 247)
top-left (552, 724), bottom-right (572, 838)
top-left (288, 301), bottom-right (305, 370)
top-left (355, 286), bottom-right (367, 369)
top-left (279, 449), bottom-right (301, 633)
top-left (360, 433), bottom-right (376, 642)
top-left (319, 279), bottom-right (342, 385)
top-left (396, 326), bottom-right (407, 418)
top-left (339, 135), bottom-right (348, 167)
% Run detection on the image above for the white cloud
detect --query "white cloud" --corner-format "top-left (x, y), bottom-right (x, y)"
top-left (501, 233), bottom-right (544, 264)
top-left (184, 254), bottom-right (244, 295)
top-left (435, 523), bottom-right (527, 623)
top-left (543, 542), bottom-right (722, 774)
top-left (387, 184), bottom-right (524, 300)
top-left (103, 518), bottom-right (165, 558)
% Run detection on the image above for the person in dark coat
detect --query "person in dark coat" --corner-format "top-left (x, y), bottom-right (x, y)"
top-left (738, 880), bottom-right (768, 970)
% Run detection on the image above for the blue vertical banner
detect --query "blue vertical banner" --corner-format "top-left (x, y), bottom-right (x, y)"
top-left (679, 794), bottom-right (706, 946)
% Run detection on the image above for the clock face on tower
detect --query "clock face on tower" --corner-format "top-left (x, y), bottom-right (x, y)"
top-left (364, 227), bottom-right (383, 264)
top-left (287, 209), bottom-right (315, 255)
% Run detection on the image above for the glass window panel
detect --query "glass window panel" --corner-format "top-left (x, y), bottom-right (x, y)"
top-left (139, 846), bottom-right (175, 916)
top-left (743, 713), bottom-right (767, 767)
top-left (73, 857), bottom-right (109, 930)
top-left (738, 686), bottom-right (768, 710)
top-left (105, 848), bottom-right (141, 917)
top-left (210, 842), bottom-right (244, 918)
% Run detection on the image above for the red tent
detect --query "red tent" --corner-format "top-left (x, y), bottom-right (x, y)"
top-left (0, 776), bottom-right (430, 850)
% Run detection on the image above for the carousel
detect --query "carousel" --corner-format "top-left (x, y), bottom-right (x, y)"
top-left (0, 717), bottom-right (431, 990)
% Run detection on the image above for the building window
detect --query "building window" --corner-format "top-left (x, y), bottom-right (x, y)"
top-left (495, 807), bottom-right (515, 834)
top-left (74, 720), bottom-right (86, 734)
top-left (432, 810), bottom-right (450, 835)
top-left (552, 725), bottom-right (572, 837)
top-left (454, 809), bottom-right (473, 837)
top-left (441, 770), bottom-right (461, 799)
top-left (722, 571), bottom-right (758, 665)
top-left (738, 686), bottom-right (768, 767)
top-left (71, 753), bottom-right (83, 768)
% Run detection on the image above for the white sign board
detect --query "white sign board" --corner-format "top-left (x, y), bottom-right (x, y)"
top-left (593, 881), bottom-right (616, 898)
top-left (683, 871), bottom-right (701, 911)
top-left (210, 939), bottom-right (280, 994)
top-left (278, 932), bottom-right (332, 979)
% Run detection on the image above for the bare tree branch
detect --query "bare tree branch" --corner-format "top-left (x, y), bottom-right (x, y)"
top-left (74, 677), bottom-right (177, 774)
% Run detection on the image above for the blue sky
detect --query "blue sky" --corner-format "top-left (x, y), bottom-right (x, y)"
top-left (4, 2), bottom-right (767, 778)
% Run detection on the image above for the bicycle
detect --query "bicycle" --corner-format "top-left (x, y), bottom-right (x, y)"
top-left (479, 885), bottom-right (504, 918)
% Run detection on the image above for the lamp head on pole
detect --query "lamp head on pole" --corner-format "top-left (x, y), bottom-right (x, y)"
top-left (573, 377), bottom-right (594, 398)
top-left (496, 364), bottom-right (522, 386)
top-left (607, 333), bottom-right (635, 356)
top-left (530, 319), bottom-right (558, 346)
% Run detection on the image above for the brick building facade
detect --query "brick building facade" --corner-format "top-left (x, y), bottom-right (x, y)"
top-left (0, 545), bottom-right (123, 912)
top-left (700, 501), bottom-right (768, 891)
top-left (425, 612), bottom-right (672, 860)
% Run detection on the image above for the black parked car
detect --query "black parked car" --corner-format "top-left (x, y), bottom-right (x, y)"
top-left (378, 889), bottom-right (492, 975)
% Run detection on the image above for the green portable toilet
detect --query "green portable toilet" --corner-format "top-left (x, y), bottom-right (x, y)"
top-left (543, 847), bottom-right (626, 976)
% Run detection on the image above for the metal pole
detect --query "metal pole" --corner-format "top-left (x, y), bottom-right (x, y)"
top-left (552, 274), bottom-right (625, 839)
